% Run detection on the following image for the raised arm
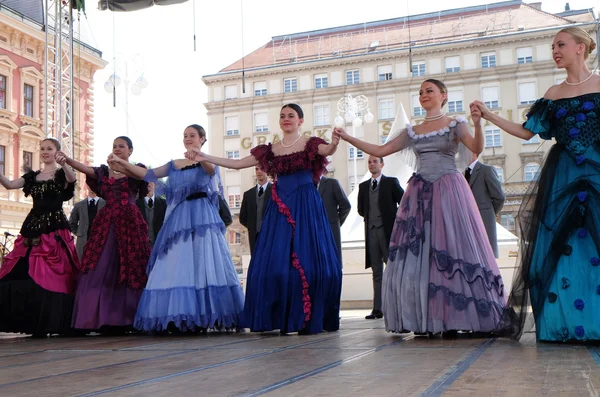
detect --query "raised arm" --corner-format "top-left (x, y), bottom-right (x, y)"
top-left (55, 154), bottom-right (77, 183)
top-left (107, 154), bottom-right (167, 180)
top-left (470, 101), bottom-right (534, 140)
top-left (456, 117), bottom-right (484, 155)
top-left (58, 151), bottom-right (96, 178)
top-left (333, 127), bottom-right (406, 158)
top-left (0, 173), bottom-right (24, 190)
top-left (186, 150), bottom-right (258, 170)
top-left (318, 132), bottom-right (340, 156)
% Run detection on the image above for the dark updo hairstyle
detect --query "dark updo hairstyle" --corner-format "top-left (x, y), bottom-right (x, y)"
top-left (187, 124), bottom-right (207, 146)
top-left (281, 103), bottom-right (304, 119)
top-left (114, 136), bottom-right (134, 149)
top-left (423, 79), bottom-right (448, 107)
top-left (41, 137), bottom-right (61, 151)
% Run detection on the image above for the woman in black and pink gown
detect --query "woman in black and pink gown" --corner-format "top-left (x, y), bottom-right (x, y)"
top-left (0, 138), bottom-right (79, 336)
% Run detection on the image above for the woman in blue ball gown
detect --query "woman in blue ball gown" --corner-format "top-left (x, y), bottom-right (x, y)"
top-left (186, 104), bottom-right (342, 335)
top-left (471, 27), bottom-right (600, 342)
top-left (108, 125), bottom-right (244, 332)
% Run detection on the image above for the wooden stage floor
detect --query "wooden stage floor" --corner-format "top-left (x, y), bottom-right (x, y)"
top-left (1, 310), bottom-right (599, 397)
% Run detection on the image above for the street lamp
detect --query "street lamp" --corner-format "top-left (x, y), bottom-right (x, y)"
top-left (334, 94), bottom-right (374, 191)
top-left (104, 53), bottom-right (148, 136)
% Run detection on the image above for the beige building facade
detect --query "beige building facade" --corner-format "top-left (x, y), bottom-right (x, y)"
top-left (0, 2), bottom-right (105, 243)
top-left (203, 1), bottom-right (598, 258)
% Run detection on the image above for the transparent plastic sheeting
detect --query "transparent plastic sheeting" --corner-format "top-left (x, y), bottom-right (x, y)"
top-left (98, 0), bottom-right (189, 12)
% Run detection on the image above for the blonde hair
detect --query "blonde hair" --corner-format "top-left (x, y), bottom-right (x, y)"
top-left (558, 27), bottom-right (597, 60)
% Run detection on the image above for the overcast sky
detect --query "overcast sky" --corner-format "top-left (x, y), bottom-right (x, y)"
top-left (81, 0), bottom-right (597, 167)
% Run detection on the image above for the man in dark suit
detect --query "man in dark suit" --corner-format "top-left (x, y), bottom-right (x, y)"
top-left (240, 165), bottom-right (272, 254)
top-left (358, 156), bottom-right (404, 320)
top-left (465, 153), bottom-right (505, 258)
top-left (136, 182), bottom-right (166, 248)
top-left (317, 174), bottom-right (351, 262)
top-left (69, 187), bottom-right (105, 260)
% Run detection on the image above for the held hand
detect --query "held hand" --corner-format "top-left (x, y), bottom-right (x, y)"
top-left (469, 101), bottom-right (492, 120)
top-left (55, 151), bottom-right (68, 166)
top-left (107, 154), bottom-right (126, 172)
top-left (470, 105), bottom-right (482, 125)
top-left (333, 127), bottom-right (349, 141)
top-left (330, 131), bottom-right (340, 146)
top-left (185, 148), bottom-right (205, 163)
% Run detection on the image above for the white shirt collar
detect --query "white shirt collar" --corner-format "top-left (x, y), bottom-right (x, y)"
top-left (468, 159), bottom-right (479, 170)
top-left (257, 181), bottom-right (269, 190)
top-left (371, 175), bottom-right (382, 184)
top-left (88, 197), bottom-right (97, 204)
top-left (145, 195), bottom-right (155, 203)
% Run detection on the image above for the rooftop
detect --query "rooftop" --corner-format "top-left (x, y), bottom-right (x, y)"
top-left (217, 0), bottom-right (596, 74)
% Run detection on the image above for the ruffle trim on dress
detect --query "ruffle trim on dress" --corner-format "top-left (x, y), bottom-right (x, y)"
top-left (133, 285), bottom-right (244, 331)
top-left (407, 116), bottom-right (468, 140)
top-left (428, 283), bottom-right (506, 318)
top-left (431, 249), bottom-right (505, 296)
top-left (148, 223), bottom-right (226, 272)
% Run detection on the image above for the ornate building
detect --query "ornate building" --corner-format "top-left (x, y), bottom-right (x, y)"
top-left (203, 0), bottom-right (598, 258)
top-left (0, 1), bottom-right (105, 236)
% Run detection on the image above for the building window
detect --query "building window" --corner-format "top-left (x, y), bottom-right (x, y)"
top-left (0, 75), bottom-right (6, 109)
top-left (501, 214), bottom-right (515, 231)
top-left (254, 82), bottom-right (267, 96)
top-left (226, 150), bottom-right (240, 159)
top-left (482, 86), bottom-right (499, 109)
top-left (412, 62), bottom-right (426, 77)
top-left (413, 95), bottom-right (425, 117)
top-left (346, 70), bottom-right (359, 85)
top-left (228, 230), bottom-right (241, 245)
top-left (518, 82), bottom-right (536, 105)
top-left (445, 56), bottom-right (460, 73)
top-left (227, 186), bottom-right (241, 208)
top-left (447, 91), bottom-right (464, 113)
top-left (254, 112), bottom-right (268, 133)
top-left (493, 166), bottom-right (504, 183)
top-left (314, 105), bottom-right (329, 126)
top-left (378, 98), bottom-right (394, 120)
top-left (225, 85), bottom-right (238, 100)
top-left (284, 78), bottom-right (297, 93)
top-left (516, 47), bottom-right (533, 64)
top-left (24, 84), bottom-right (34, 117)
top-left (225, 116), bottom-right (239, 136)
top-left (349, 146), bottom-right (364, 159)
top-left (315, 74), bottom-right (328, 89)
top-left (380, 135), bottom-right (388, 145)
top-left (23, 150), bottom-right (33, 170)
top-left (485, 127), bottom-right (502, 147)
top-left (0, 145), bottom-right (4, 174)
top-left (481, 52), bottom-right (496, 68)
top-left (524, 134), bottom-right (541, 144)
top-left (377, 65), bottom-right (392, 81)
top-left (524, 163), bottom-right (540, 182)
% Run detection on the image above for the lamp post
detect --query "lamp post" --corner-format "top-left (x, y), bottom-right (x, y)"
top-left (103, 53), bottom-right (148, 136)
top-left (334, 94), bottom-right (374, 190)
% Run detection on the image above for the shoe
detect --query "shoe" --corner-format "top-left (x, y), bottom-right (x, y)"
top-left (365, 310), bottom-right (383, 320)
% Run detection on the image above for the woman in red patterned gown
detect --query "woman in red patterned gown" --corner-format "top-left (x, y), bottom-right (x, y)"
top-left (58, 136), bottom-right (151, 332)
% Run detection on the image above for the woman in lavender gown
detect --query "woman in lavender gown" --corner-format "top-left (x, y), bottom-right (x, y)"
top-left (58, 136), bottom-right (151, 332)
top-left (334, 79), bottom-right (507, 335)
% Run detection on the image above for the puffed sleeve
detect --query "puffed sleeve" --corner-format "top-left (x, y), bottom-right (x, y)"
top-left (85, 165), bottom-right (109, 196)
top-left (21, 171), bottom-right (38, 197)
top-left (523, 99), bottom-right (553, 140)
top-left (305, 137), bottom-right (328, 184)
top-left (55, 168), bottom-right (75, 201)
top-left (251, 144), bottom-right (272, 173)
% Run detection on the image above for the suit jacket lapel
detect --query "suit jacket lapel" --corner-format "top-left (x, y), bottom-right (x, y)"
top-left (318, 178), bottom-right (326, 195)
top-left (469, 163), bottom-right (482, 187)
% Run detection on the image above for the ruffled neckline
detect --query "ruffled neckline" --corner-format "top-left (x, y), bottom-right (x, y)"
top-left (539, 92), bottom-right (600, 105)
top-left (407, 116), bottom-right (468, 140)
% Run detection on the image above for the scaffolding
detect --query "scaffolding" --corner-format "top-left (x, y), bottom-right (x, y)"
top-left (44, 0), bottom-right (74, 158)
